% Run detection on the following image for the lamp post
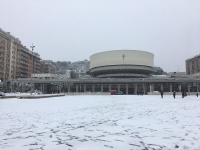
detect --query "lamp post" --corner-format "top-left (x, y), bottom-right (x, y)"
top-left (30, 44), bottom-right (35, 95)
top-left (177, 65), bottom-right (181, 92)
top-left (176, 65), bottom-right (182, 78)
top-left (177, 65), bottom-right (181, 74)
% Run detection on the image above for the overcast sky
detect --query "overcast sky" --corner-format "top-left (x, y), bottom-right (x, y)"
top-left (0, 0), bottom-right (200, 72)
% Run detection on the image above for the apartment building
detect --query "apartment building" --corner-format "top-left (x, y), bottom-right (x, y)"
top-left (0, 29), bottom-right (19, 82)
top-left (0, 28), bottom-right (41, 82)
top-left (40, 60), bottom-right (56, 74)
top-left (16, 46), bottom-right (41, 79)
top-left (186, 54), bottom-right (200, 75)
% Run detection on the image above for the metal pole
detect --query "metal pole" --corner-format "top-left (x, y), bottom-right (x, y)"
top-left (177, 65), bottom-right (181, 76)
top-left (30, 44), bottom-right (35, 95)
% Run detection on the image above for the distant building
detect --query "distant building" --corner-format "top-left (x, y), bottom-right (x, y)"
top-left (65, 70), bottom-right (71, 78)
top-left (154, 67), bottom-right (167, 75)
top-left (40, 60), bottom-right (56, 74)
top-left (168, 72), bottom-right (187, 78)
top-left (55, 60), bottom-right (90, 79)
top-left (32, 73), bottom-right (57, 79)
top-left (17, 46), bottom-right (41, 79)
top-left (186, 54), bottom-right (200, 75)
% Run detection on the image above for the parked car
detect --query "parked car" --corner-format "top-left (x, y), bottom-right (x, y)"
top-left (0, 92), bottom-right (5, 96)
top-left (110, 90), bottom-right (117, 95)
top-left (117, 91), bottom-right (123, 95)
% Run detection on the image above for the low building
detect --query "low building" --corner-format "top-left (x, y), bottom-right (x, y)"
top-left (32, 73), bottom-right (57, 79)
top-left (188, 72), bottom-right (200, 78)
top-left (151, 75), bottom-right (171, 78)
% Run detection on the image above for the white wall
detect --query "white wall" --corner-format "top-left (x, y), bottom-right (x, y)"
top-left (90, 50), bottom-right (154, 69)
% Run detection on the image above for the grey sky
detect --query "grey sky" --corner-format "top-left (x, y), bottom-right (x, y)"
top-left (0, 0), bottom-right (200, 72)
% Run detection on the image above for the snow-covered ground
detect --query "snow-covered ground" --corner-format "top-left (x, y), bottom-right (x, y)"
top-left (0, 95), bottom-right (200, 150)
top-left (5, 93), bottom-right (39, 96)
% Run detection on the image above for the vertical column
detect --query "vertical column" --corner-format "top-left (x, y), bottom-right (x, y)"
top-left (143, 84), bottom-right (146, 94)
top-left (150, 84), bottom-right (154, 93)
top-left (109, 84), bottom-right (111, 91)
top-left (33, 83), bottom-right (35, 92)
top-left (40, 84), bottom-right (43, 93)
top-left (92, 84), bottom-right (95, 93)
top-left (76, 84), bottom-right (78, 93)
top-left (126, 84), bottom-right (128, 95)
top-left (179, 84), bottom-right (181, 92)
top-left (150, 84), bottom-right (153, 92)
top-left (61, 85), bottom-right (63, 93)
top-left (67, 84), bottom-right (71, 93)
top-left (170, 83), bottom-right (172, 92)
top-left (161, 84), bottom-right (163, 91)
top-left (134, 84), bottom-right (137, 94)
top-left (42, 84), bottom-right (44, 93)
top-left (117, 84), bottom-right (120, 92)
top-left (63, 84), bottom-right (65, 93)
top-left (197, 83), bottom-right (199, 92)
top-left (79, 84), bottom-right (81, 92)
top-left (188, 84), bottom-right (190, 93)
top-left (101, 84), bottom-right (103, 92)
top-left (84, 84), bottom-right (86, 92)
top-left (17, 83), bottom-right (19, 92)
top-left (21, 84), bottom-right (23, 93)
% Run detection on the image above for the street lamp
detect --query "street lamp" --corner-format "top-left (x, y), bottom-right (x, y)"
top-left (176, 65), bottom-right (181, 78)
top-left (176, 65), bottom-right (181, 92)
top-left (30, 44), bottom-right (35, 95)
top-left (177, 65), bottom-right (181, 73)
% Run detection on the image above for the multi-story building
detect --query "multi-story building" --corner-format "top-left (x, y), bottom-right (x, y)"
top-left (186, 54), bottom-right (200, 75)
top-left (40, 60), bottom-right (56, 74)
top-left (16, 46), bottom-right (41, 79)
top-left (0, 28), bottom-right (41, 82)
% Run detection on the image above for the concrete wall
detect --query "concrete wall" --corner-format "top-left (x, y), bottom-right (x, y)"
top-left (90, 50), bottom-right (154, 69)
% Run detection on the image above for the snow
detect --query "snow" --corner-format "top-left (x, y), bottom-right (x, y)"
top-left (5, 93), bottom-right (39, 96)
top-left (0, 95), bottom-right (200, 150)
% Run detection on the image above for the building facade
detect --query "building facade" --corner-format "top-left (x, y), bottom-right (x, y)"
top-left (88, 50), bottom-right (154, 78)
top-left (16, 78), bottom-right (200, 94)
top-left (40, 60), bottom-right (56, 74)
top-left (186, 54), bottom-right (200, 75)
top-left (16, 46), bottom-right (41, 79)
top-left (0, 28), bottom-right (41, 82)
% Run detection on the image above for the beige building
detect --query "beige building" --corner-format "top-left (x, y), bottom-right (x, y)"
top-left (16, 46), bottom-right (41, 79)
top-left (0, 28), bottom-right (41, 82)
top-left (89, 50), bottom-right (154, 78)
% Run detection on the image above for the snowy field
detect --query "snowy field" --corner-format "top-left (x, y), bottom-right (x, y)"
top-left (0, 95), bottom-right (200, 150)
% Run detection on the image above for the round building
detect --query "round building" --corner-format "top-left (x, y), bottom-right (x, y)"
top-left (88, 50), bottom-right (154, 78)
